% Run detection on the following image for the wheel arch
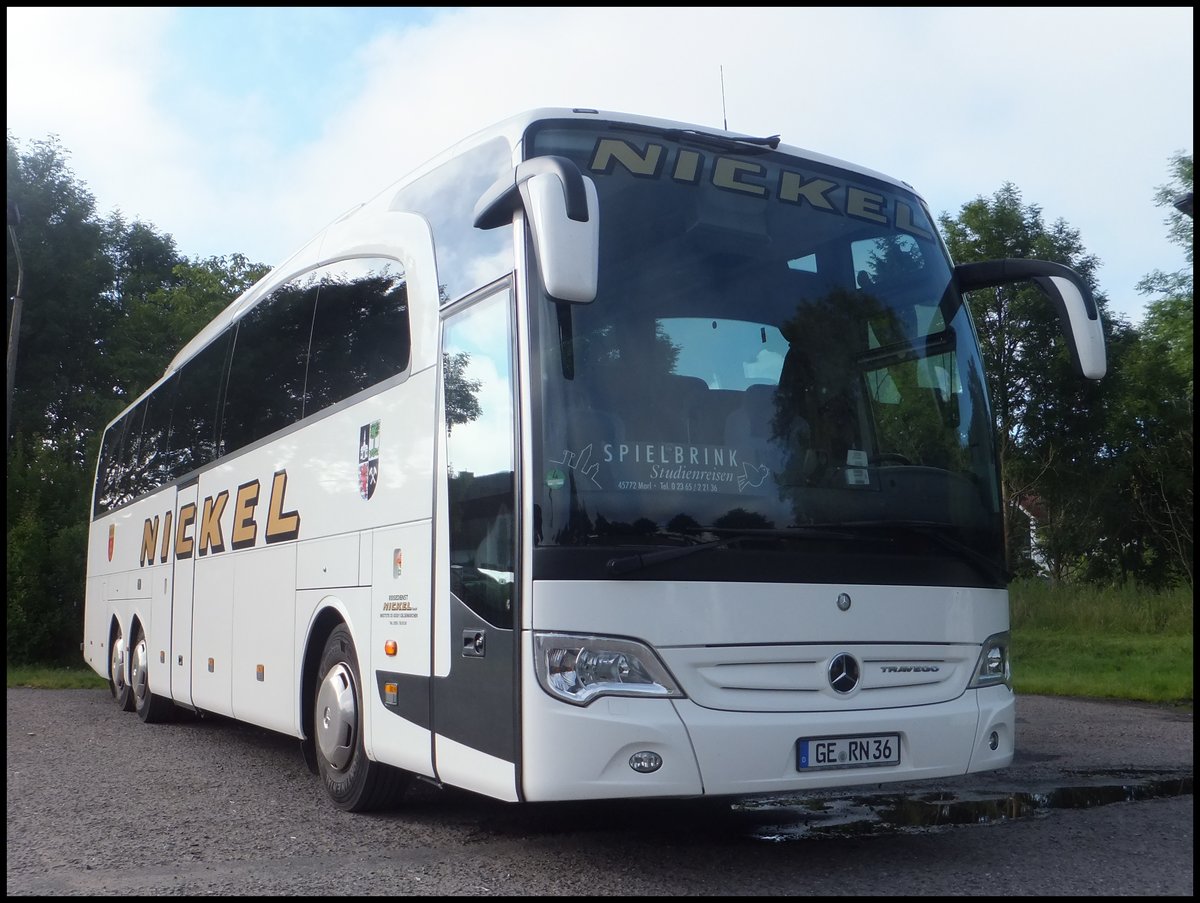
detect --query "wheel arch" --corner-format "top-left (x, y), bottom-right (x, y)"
top-left (127, 608), bottom-right (174, 723)
top-left (299, 604), bottom-right (348, 775)
top-left (128, 609), bottom-right (152, 673)
top-left (107, 612), bottom-right (135, 712)
top-left (129, 611), bottom-right (148, 644)
top-left (107, 614), bottom-right (125, 683)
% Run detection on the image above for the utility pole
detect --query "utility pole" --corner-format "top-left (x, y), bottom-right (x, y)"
top-left (7, 199), bottom-right (24, 448)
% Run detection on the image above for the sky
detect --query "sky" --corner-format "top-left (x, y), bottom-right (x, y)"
top-left (6, 7), bottom-right (1193, 327)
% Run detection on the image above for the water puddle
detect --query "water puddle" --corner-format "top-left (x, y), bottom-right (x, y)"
top-left (732, 772), bottom-right (1194, 841)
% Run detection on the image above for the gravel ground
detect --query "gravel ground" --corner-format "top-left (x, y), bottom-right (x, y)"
top-left (6, 689), bottom-right (1193, 896)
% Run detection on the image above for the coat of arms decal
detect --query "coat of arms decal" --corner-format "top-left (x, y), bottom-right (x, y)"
top-left (359, 420), bottom-right (380, 500)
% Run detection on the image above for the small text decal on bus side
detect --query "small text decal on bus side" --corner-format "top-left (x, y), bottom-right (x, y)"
top-left (139, 469), bottom-right (302, 567)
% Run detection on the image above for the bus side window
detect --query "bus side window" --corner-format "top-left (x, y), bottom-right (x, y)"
top-left (304, 260), bottom-right (410, 418)
top-left (443, 289), bottom-right (516, 629)
top-left (94, 414), bottom-right (132, 515)
top-left (109, 401), bottom-right (148, 511)
top-left (131, 374), bottom-right (178, 498)
top-left (169, 328), bottom-right (233, 481)
top-left (221, 279), bottom-right (316, 453)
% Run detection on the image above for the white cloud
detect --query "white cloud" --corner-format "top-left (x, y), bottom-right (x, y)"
top-left (7, 6), bottom-right (1193, 325)
top-left (7, 9), bottom-right (197, 223)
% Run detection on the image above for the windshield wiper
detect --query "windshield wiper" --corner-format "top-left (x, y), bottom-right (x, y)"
top-left (856, 328), bottom-right (956, 370)
top-left (838, 520), bottom-right (1010, 585)
top-left (605, 526), bottom-right (851, 577)
top-left (617, 122), bottom-right (781, 154)
top-left (662, 128), bottom-right (781, 151)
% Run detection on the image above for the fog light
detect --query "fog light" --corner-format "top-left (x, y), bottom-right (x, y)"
top-left (629, 750), bottom-right (663, 773)
top-left (988, 731), bottom-right (999, 750)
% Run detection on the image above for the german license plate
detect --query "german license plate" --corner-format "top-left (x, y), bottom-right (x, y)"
top-left (797, 733), bottom-right (900, 770)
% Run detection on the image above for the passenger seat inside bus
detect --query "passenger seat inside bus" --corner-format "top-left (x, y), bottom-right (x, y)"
top-left (661, 374), bottom-right (710, 443)
top-left (723, 383), bottom-right (791, 475)
top-left (772, 339), bottom-right (864, 485)
top-left (554, 378), bottom-right (625, 484)
top-left (631, 373), bottom-right (709, 443)
top-left (591, 368), bottom-right (709, 445)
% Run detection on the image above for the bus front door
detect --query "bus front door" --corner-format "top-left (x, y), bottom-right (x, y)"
top-left (433, 287), bottom-right (520, 801)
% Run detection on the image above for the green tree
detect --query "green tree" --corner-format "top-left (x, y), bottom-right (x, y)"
top-left (7, 133), bottom-right (119, 662)
top-left (1136, 151), bottom-right (1193, 385)
top-left (115, 253), bottom-right (269, 399)
top-left (1120, 152), bottom-right (1193, 586)
top-left (443, 351), bottom-right (483, 433)
top-left (7, 132), bottom-right (268, 662)
top-left (7, 135), bottom-right (118, 457)
top-left (939, 183), bottom-right (1123, 579)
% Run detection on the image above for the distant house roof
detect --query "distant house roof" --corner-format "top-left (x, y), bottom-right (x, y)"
top-left (1016, 494), bottom-right (1048, 522)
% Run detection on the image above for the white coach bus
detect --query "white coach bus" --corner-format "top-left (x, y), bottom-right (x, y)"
top-left (82, 107), bottom-right (1106, 811)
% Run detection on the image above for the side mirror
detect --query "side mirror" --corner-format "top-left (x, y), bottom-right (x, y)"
top-left (474, 155), bottom-right (599, 304)
top-left (955, 259), bottom-right (1106, 380)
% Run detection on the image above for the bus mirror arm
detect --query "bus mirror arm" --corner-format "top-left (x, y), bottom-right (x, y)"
top-left (474, 156), bottom-right (600, 304)
top-left (474, 156), bottom-right (589, 228)
top-left (955, 259), bottom-right (1107, 380)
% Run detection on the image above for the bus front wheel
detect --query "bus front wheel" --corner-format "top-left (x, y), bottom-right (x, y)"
top-left (313, 624), bottom-right (409, 812)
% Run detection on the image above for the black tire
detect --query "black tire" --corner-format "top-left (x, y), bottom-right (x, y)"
top-left (313, 624), bottom-right (410, 812)
top-left (131, 626), bottom-right (175, 724)
top-left (109, 621), bottom-right (134, 712)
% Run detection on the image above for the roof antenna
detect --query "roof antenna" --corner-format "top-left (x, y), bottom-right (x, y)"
top-left (720, 65), bottom-right (728, 131)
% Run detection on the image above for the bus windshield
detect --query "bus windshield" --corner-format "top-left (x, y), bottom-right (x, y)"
top-left (528, 122), bottom-right (1004, 586)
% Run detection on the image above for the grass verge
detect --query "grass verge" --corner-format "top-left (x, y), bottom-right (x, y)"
top-left (7, 665), bottom-right (108, 690)
top-left (1012, 629), bottom-right (1193, 706)
top-left (8, 580), bottom-right (1192, 707)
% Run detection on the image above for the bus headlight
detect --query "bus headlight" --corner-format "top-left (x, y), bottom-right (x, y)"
top-left (534, 633), bottom-right (684, 706)
top-left (969, 631), bottom-right (1011, 690)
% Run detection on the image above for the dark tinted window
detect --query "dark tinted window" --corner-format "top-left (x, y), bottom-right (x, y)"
top-left (114, 401), bottom-right (150, 511)
top-left (92, 255), bottom-right (418, 517)
top-left (93, 412), bottom-right (134, 515)
top-left (127, 376), bottom-right (177, 501)
top-left (169, 329), bottom-right (232, 480)
top-left (305, 259), bottom-right (410, 416)
top-left (222, 278), bottom-right (317, 452)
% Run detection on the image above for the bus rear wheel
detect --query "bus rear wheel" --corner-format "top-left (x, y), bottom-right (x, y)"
top-left (110, 622), bottom-right (134, 712)
top-left (131, 626), bottom-right (174, 724)
top-left (314, 624), bottom-right (409, 812)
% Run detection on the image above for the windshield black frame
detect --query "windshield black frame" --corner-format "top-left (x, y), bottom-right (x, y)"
top-left (524, 119), bottom-right (1004, 588)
